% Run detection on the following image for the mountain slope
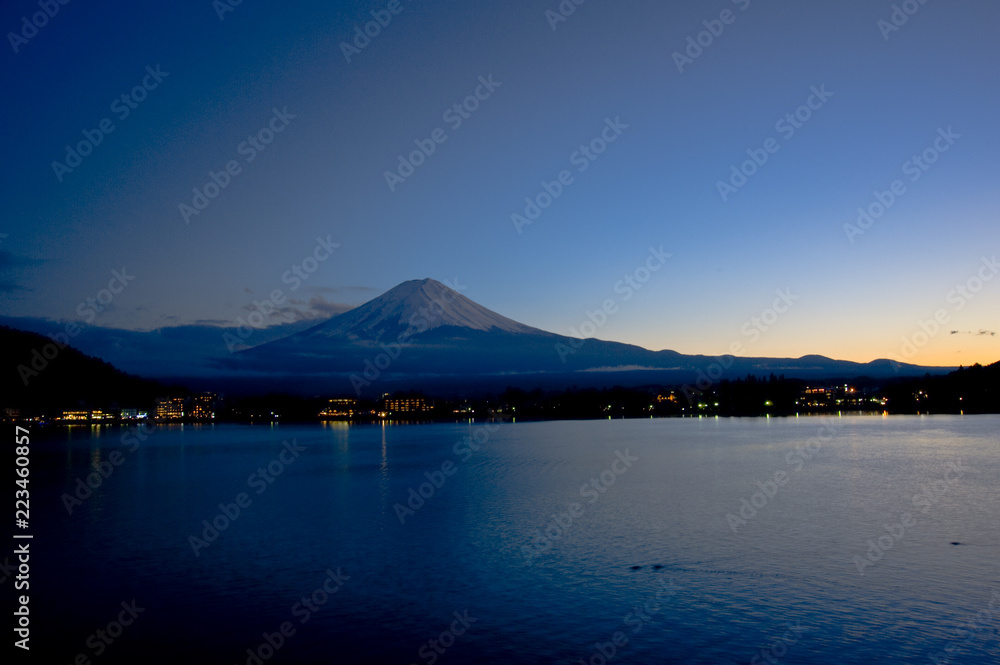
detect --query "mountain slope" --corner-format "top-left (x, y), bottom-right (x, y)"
top-left (225, 279), bottom-right (952, 390)
top-left (295, 278), bottom-right (546, 342)
top-left (0, 326), bottom-right (165, 411)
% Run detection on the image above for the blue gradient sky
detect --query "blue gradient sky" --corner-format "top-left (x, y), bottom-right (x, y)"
top-left (2, 0), bottom-right (998, 367)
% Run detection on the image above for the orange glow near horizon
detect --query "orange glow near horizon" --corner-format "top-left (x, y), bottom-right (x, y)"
top-left (634, 332), bottom-right (998, 370)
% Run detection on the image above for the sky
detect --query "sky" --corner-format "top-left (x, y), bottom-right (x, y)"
top-left (1, 0), bottom-right (998, 369)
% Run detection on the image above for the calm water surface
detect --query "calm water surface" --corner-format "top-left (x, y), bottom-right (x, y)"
top-left (28, 415), bottom-right (1000, 664)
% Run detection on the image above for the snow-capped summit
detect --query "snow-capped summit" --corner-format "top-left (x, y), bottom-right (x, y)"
top-left (296, 278), bottom-right (545, 343)
top-left (230, 279), bottom-right (943, 395)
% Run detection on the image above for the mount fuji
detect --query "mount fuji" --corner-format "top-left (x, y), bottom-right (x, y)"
top-left (217, 278), bottom-right (949, 395)
top-left (283, 278), bottom-right (545, 342)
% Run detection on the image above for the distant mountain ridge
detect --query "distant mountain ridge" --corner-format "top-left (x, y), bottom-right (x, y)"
top-left (223, 278), bottom-right (954, 394)
top-left (0, 280), bottom-right (962, 400)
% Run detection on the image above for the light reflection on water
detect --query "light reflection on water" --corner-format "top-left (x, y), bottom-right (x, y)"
top-left (30, 415), bottom-right (1000, 664)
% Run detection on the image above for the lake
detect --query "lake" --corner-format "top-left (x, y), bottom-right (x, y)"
top-left (25, 415), bottom-right (1000, 664)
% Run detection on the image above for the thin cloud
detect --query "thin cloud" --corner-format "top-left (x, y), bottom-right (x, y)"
top-left (0, 250), bottom-right (43, 292)
top-left (0, 250), bottom-right (44, 269)
top-left (0, 281), bottom-right (30, 293)
top-left (303, 284), bottom-right (379, 295)
top-left (303, 295), bottom-right (354, 317)
top-left (190, 318), bottom-right (233, 326)
top-left (238, 294), bottom-right (354, 324)
top-left (950, 329), bottom-right (996, 337)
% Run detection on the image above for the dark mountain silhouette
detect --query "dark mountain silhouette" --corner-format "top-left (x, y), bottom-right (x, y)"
top-left (1, 326), bottom-right (165, 412)
top-left (882, 360), bottom-right (1000, 413)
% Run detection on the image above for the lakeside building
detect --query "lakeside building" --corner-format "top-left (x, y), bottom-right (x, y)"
top-left (189, 392), bottom-right (217, 420)
top-left (155, 397), bottom-right (186, 421)
top-left (319, 398), bottom-right (358, 419)
top-left (381, 396), bottom-right (431, 417)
